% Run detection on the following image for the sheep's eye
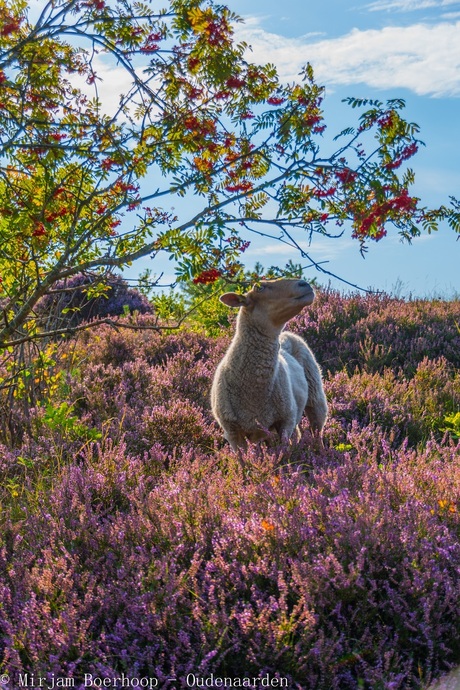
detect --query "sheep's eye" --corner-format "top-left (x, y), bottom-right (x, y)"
top-left (255, 284), bottom-right (265, 292)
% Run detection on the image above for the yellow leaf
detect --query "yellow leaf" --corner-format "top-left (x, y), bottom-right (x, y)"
top-left (188, 7), bottom-right (212, 31)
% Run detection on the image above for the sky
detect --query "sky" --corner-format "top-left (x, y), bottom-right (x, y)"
top-left (115, 0), bottom-right (460, 296)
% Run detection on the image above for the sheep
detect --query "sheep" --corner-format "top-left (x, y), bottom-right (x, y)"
top-left (210, 277), bottom-right (328, 456)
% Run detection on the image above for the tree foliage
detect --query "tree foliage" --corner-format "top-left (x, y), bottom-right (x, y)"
top-left (153, 260), bottom-right (310, 335)
top-left (0, 0), bottom-right (456, 348)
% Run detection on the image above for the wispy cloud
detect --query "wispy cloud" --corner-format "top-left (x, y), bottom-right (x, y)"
top-left (237, 20), bottom-right (460, 97)
top-left (365, 0), bottom-right (459, 11)
top-left (245, 236), bottom-right (356, 263)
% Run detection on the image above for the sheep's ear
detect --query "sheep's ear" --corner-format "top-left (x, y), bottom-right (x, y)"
top-left (220, 292), bottom-right (249, 308)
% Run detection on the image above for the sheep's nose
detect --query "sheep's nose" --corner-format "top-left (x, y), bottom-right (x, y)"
top-left (298, 280), bottom-right (310, 288)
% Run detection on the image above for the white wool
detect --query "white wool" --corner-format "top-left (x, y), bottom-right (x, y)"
top-left (211, 278), bottom-right (328, 452)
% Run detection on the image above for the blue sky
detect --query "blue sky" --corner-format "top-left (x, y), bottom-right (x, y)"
top-left (215, 0), bottom-right (460, 296)
top-left (121, 0), bottom-right (460, 296)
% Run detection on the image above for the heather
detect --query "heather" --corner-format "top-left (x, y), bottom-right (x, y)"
top-left (1, 289), bottom-right (460, 688)
top-left (290, 290), bottom-right (460, 376)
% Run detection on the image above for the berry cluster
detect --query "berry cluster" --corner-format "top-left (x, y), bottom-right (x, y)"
top-left (192, 269), bottom-right (222, 284)
top-left (354, 189), bottom-right (417, 239)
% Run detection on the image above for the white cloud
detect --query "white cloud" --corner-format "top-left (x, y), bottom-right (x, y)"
top-left (236, 20), bottom-right (460, 97)
top-left (69, 55), bottom-right (160, 123)
top-left (90, 66), bottom-right (135, 117)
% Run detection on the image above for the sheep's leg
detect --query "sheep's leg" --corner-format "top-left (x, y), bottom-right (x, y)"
top-left (276, 421), bottom-right (300, 446)
top-left (305, 404), bottom-right (327, 449)
top-left (304, 364), bottom-right (328, 439)
top-left (305, 402), bottom-right (327, 435)
top-left (225, 428), bottom-right (247, 451)
top-left (236, 447), bottom-right (247, 474)
top-left (295, 424), bottom-right (302, 442)
top-left (224, 429), bottom-right (248, 473)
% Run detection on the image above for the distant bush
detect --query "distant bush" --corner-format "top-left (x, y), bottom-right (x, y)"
top-left (37, 273), bottom-right (153, 329)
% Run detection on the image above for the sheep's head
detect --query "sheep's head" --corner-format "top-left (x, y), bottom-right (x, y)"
top-left (220, 278), bottom-right (315, 330)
